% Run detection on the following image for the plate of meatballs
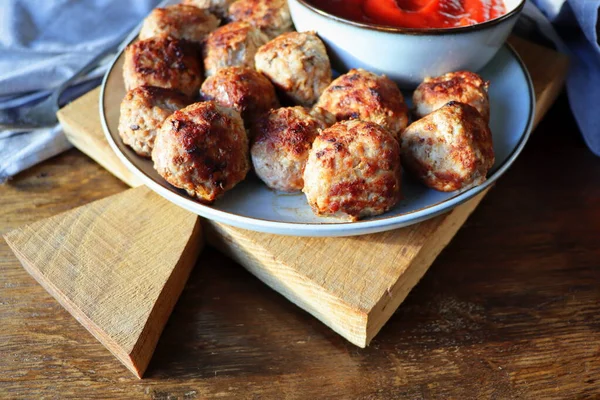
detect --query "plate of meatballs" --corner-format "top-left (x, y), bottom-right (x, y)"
top-left (100, 0), bottom-right (535, 237)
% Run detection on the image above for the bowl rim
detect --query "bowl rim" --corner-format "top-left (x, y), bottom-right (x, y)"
top-left (292, 0), bottom-right (525, 35)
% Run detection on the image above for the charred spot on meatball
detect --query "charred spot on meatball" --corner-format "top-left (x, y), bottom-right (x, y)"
top-left (311, 68), bottom-right (408, 140)
top-left (123, 37), bottom-right (203, 97)
top-left (200, 66), bottom-right (279, 129)
top-left (413, 70), bottom-right (490, 123)
top-left (251, 107), bottom-right (325, 192)
top-left (139, 4), bottom-right (219, 44)
top-left (152, 101), bottom-right (250, 203)
top-left (303, 119), bottom-right (402, 221)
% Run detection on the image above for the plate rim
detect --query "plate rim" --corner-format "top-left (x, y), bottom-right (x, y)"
top-left (100, 43), bottom-right (535, 237)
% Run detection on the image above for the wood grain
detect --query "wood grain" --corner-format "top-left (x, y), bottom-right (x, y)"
top-left (206, 38), bottom-right (568, 345)
top-left (204, 191), bottom-right (489, 347)
top-left (3, 186), bottom-right (202, 378)
top-left (1, 96), bottom-right (599, 397)
top-left (58, 90), bottom-right (143, 187)
top-left (62, 83), bottom-right (493, 347)
top-left (59, 38), bottom-right (566, 347)
top-left (55, 38), bottom-right (568, 347)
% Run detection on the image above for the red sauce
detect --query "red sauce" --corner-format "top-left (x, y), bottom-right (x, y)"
top-left (306, 0), bottom-right (506, 29)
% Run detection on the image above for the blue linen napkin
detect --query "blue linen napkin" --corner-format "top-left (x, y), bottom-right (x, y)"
top-left (0, 0), bottom-right (598, 183)
top-left (520, 0), bottom-right (600, 156)
top-left (0, 0), bottom-right (163, 183)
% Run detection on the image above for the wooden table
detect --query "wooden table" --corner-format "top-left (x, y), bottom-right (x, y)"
top-left (1, 93), bottom-right (599, 398)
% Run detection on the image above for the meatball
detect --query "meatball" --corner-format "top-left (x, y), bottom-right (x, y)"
top-left (400, 101), bottom-right (495, 192)
top-left (303, 120), bottom-right (402, 221)
top-left (203, 21), bottom-right (269, 76)
top-left (118, 86), bottom-right (189, 157)
top-left (413, 70), bottom-right (490, 123)
top-left (228, 0), bottom-right (292, 39)
top-left (138, 4), bottom-right (219, 43)
top-left (182, 0), bottom-right (235, 19)
top-left (311, 69), bottom-right (409, 140)
top-left (255, 31), bottom-right (331, 107)
top-left (123, 37), bottom-right (202, 97)
top-left (251, 107), bottom-right (325, 192)
top-left (152, 101), bottom-right (250, 203)
top-left (200, 66), bottom-right (279, 128)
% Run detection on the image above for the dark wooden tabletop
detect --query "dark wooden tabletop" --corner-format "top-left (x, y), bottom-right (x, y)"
top-left (1, 94), bottom-right (599, 399)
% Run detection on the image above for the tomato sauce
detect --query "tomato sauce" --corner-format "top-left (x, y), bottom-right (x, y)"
top-left (306, 0), bottom-right (506, 29)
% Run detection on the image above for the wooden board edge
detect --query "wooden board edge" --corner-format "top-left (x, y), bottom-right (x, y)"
top-left (364, 189), bottom-right (489, 345)
top-left (3, 229), bottom-right (140, 376)
top-left (129, 217), bottom-right (204, 378)
top-left (57, 93), bottom-right (143, 188)
top-left (3, 187), bottom-right (204, 378)
top-left (204, 221), bottom-right (370, 347)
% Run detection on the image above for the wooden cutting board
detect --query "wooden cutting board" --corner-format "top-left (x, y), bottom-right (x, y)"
top-left (4, 185), bottom-right (203, 377)
top-left (5, 37), bottom-right (568, 377)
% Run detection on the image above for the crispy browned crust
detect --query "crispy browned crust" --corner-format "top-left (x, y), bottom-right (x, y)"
top-left (254, 31), bottom-right (332, 106)
top-left (228, 0), bottom-right (292, 38)
top-left (400, 101), bottom-right (494, 192)
top-left (250, 106), bottom-right (324, 191)
top-left (123, 37), bottom-right (203, 97)
top-left (152, 101), bottom-right (249, 203)
top-left (118, 86), bottom-right (190, 157)
top-left (253, 107), bottom-right (324, 149)
top-left (124, 85), bottom-right (191, 106)
top-left (182, 0), bottom-right (235, 19)
top-left (311, 69), bottom-right (409, 139)
top-left (413, 70), bottom-right (490, 122)
top-left (303, 120), bottom-right (402, 221)
top-left (202, 21), bottom-right (268, 76)
top-left (200, 66), bottom-right (279, 128)
top-left (139, 4), bottom-right (219, 43)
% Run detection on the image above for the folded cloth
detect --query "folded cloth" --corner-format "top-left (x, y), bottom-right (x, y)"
top-left (0, 0), bottom-right (163, 183)
top-left (0, 126), bottom-right (71, 181)
top-left (521, 0), bottom-right (600, 156)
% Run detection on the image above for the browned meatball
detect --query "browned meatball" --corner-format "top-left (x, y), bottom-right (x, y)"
top-left (311, 69), bottom-right (409, 140)
top-left (138, 4), bottom-right (219, 43)
top-left (413, 70), bottom-right (490, 123)
top-left (251, 107), bottom-right (325, 192)
top-left (228, 0), bottom-right (292, 39)
top-left (200, 66), bottom-right (279, 128)
top-left (303, 120), bottom-right (402, 221)
top-left (152, 101), bottom-right (250, 203)
top-left (255, 31), bottom-right (332, 107)
top-left (203, 21), bottom-right (269, 77)
top-left (182, 0), bottom-right (235, 19)
top-left (400, 101), bottom-right (495, 192)
top-left (118, 86), bottom-right (190, 157)
top-left (123, 37), bottom-right (202, 97)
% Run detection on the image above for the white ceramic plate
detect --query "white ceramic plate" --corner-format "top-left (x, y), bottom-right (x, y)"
top-left (100, 45), bottom-right (535, 237)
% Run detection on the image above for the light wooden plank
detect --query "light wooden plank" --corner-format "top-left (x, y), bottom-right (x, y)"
top-left (4, 186), bottom-right (202, 377)
top-left (55, 38), bottom-right (568, 347)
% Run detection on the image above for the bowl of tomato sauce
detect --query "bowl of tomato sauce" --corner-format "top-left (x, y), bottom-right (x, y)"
top-left (288, 0), bottom-right (525, 86)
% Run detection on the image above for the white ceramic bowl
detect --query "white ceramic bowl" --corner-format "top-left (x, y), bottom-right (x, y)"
top-left (288, 0), bottom-right (525, 87)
